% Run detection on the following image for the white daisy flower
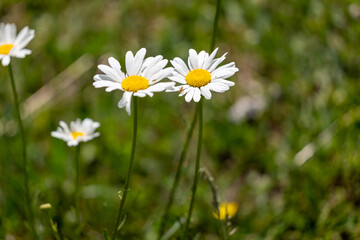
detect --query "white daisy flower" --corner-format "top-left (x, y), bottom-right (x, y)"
top-left (51, 118), bottom-right (100, 147)
top-left (93, 48), bottom-right (175, 115)
top-left (169, 48), bottom-right (239, 102)
top-left (0, 23), bottom-right (35, 66)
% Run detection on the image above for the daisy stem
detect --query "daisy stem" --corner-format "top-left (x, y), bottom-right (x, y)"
top-left (8, 63), bottom-right (37, 239)
top-left (158, 104), bottom-right (198, 237)
top-left (210, 0), bottom-right (222, 52)
top-left (111, 97), bottom-right (138, 240)
top-left (74, 144), bottom-right (81, 240)
top-left (183, 99), bottom-right (203, 239)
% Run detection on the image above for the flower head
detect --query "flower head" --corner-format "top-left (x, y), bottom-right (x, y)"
top-left (0, 23), bottom-right (35, 66)
top-left (93, 48), bottom-right (175, 115)
top-left (51, 118), bottom-right (100, 147)
top-left (213, 202), bottom-right (239, 220)
top-left (169, 48), bottom-right (238, 102)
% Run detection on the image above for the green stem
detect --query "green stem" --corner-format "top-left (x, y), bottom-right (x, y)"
top-left (111, 97), bottom-right (138, 240)
top-left (46, 212), bottom-right (62, 240)
top-left (183, 100), bottom-right (203, 239)
top-left (74, 144), bottom-right (81, 240)
top-left (201, 168), bottom-right (227, 240)
top-left (210, 0), bottom-right (222, 52)
top-left (158, 105), bottom-right (198, 237)
top-left (8, 63), bottom-right (37, 239)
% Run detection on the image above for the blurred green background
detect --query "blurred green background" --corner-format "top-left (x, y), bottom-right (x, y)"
top-left (1, 0), bottom-right (360, 239)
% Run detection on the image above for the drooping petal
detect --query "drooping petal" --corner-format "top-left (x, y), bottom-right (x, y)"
top-left (200, 86), bottom-right (212, 99)
top-left (185, 88), bottom-right (195, 102)
top-left (1, 56), bottom-right (10, 66)
top-left (193, 88), bottom-right (201, 102)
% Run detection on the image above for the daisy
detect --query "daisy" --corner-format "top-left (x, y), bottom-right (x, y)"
top-left (169, 48), bottom-right (239, 102)
top-left (93, 48), bottom-right (175, 115)
top-left (51, 118), bottom-right (100, 147)
top-left (0, 23), bottom-right (35, 66)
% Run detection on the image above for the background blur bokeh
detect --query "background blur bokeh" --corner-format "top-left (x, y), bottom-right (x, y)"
top-left (1, 0), bottom-right (360, 239)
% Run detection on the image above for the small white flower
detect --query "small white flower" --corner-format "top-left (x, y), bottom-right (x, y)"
top-left (0, 23), bottom-right (35, 66)
top-left (51, 118), bottom-right (100, 147)
top-left (169, 48), bottom-right (239, 102)
top-left (93, 48), bottom-right (175, 115)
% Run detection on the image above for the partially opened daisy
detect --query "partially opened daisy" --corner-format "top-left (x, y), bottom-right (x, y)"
top-left (0, 23), bottom-right (35, 66)
top-left (169, 48), bottom-right (238, 102)
top-left (51, 118), bottom-right (100, 147)
top-left (93, 48), bottom-right (174, 115)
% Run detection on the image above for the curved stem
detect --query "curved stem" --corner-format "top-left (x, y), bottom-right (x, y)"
top-left (158, 105), bottom-right (198, 237)
top-left (8, 63), bottom-right (37, 239)
top-left (183, 100), bottom-right (203, 239)
top-left (202, 167), bottom-right (227, 240)
top-left (111, 97), bottom-right (138, 240)
top-left (210, 0), bottom-right (222, 52)
top-left (74, 144), bottom-right (81, 240)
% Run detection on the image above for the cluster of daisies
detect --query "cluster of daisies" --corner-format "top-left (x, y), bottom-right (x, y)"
top-left (93, 47), bottom-right (238, 114)
top-left (51, 50), bottom-right (237, 146)
top-left (1, 24), bottom-right (237, 145)
top-left (51, 46), bottom-right (238, 146)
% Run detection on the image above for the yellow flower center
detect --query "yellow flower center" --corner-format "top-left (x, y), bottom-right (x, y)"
top-left (71, 132), bottom-right (84, 140)
top-left (214, 202), bottom-right (239, 220)
top-left (185, 69), bottom-right (211, 87)
top-left (0, 43), bottom-right (14, 55)
top-left (121, 76), bottom-right (149, 92)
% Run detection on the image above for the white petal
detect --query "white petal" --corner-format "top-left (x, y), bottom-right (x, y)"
top-left (147, 82), bottom-right (175, 92)
top-left (208, 53), bottom-right (227, 72)
top-left (118, 91), bottom-right (131, 108)
top-left (13, 26), bottom-right (29, 45)
top-left (197, 50), bottom-right (207, 69)
top-left (200, 86), bottom-right (212, 99)
top-left (132, 48), bottom-right (147, 75)
top-left (193, 88), bottom-right (201, 102)
top-left (211, 62), bottom-right (238, 79)
top-left (68, 140), bottom-right (78, 147)
top-left (207, 82), bottom-right (229, 93)
top-left (125, 50), bottom-right (135, 75)
top-left (14, 28), bottom-right (35, 50)
top-left (108, 57), bottom-right (126, 79)
top-left (212, 79), bottom-right (235, 87)
top-left (185, 88), bottom-right (195, 102)
top-left (13, 49), bottom-right (31, 58)
top-left (118, 92), bottom-right (133, 115)
top-left (171, 57), bottom-right (189, 77)
top-left (188, 49), bottom-right (198, 70)
top-left (93, 80), bottom-right (122, 92)
top-left (98, 64), bottom-right (122, 82)
top-left (149, 67), bottom-right (174, 83)
top-left (169, 75), bottom-right (187, 84)
top-left (1, 56), bottom-right (10, 66)
top-left (203, 48), bottom-right (219, 70)
top-left (59, 121), bottom-right (70, 133)
top-left (133, 91), bottom-right (147, 97)
top-left (178, 86), bottom-right (192, 96)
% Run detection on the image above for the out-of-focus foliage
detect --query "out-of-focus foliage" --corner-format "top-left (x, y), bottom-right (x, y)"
top-left (1, 0), bottom-right (360, 239)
